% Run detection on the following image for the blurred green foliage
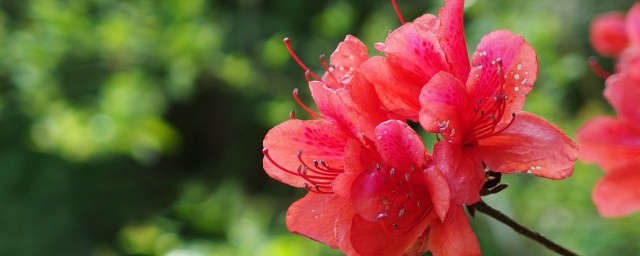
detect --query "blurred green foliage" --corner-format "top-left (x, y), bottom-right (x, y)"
top-left (0, 0), bottom-right (639, 255)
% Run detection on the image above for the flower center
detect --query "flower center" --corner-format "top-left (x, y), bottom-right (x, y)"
top-left (373, 163), bottom-right (432, 235)
top-left (462, 58), bottom-right (516, 146)
top-left (263, 148), bottom-right (344, 194)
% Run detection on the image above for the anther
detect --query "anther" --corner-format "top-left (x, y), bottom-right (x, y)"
top-left (390, 168), bottom-right (395, 177)
top-left (289, 110), bottom-right (296, 119)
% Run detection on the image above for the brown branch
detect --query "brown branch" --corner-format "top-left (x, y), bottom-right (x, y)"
top-left (470, 200), bottom-right (579, 256)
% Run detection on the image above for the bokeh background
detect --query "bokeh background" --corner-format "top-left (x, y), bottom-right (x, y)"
top-left (1, 0), bottom-right (638, 255)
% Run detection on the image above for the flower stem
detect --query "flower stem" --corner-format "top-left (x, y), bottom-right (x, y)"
top-left (470, 200), bottom-right (578, 256)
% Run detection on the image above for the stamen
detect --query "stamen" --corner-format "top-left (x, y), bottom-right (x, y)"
top-left (391, 0), bottom-right (406, 25)
top-left (380, 205), bottom-right (433, 234)
top-left (297, 151), bottom-right (343, 175)
top-left (588, 56), bottom-right (612, 80)
top-left (475, 112), bottom-right (516, 141)
top-left (320, 55), bottom-right (341, 86)
top-left (263, 148), bottom-right (343, 194)
top-left (293, 88), bottom-right (323, 119)
top-left (283, 38), bottom-right (323, 81)
top-left (304, 70), bottom-right (312, 83)
top-left (304, 183), bottom-right (333, 194)
top-left (289, 110), bottom-right (296, 119)
top-left (319, 160), bottom-right (342, 172)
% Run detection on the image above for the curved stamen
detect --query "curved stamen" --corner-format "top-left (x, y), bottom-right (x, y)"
top-left (461, 59), bottom-right (517, 145)
top-left (304, 183), bottom-right (333, 194)
top-left (293, 88), bottom-right (323, 119)
top-left (472, 95), bottom-right (506, 137)
top-left (588, 56), bottom-right (612, 80)
top-left (320, 55), bottom-right (341, 86)
top-left (284, 38), bottom-right (323, 81)
top-left (378, 204), bottom-right (432, 235)
top-left (475, 112), bottom-right (516, 141)
top-left (263, 149), bottom-right (334, 180)
top-left (263, 148), bottom-right (343, 194)
top-left (391, 0), bottom-right (406, 25)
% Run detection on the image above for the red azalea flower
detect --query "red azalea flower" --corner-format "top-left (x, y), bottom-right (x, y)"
top-left (591, 11), bottom-right (629, 58)
top-left (590, 3), bottom-right (640, 78)
top-left (348, 120), bottom-right (479, 256)
top-left (577, 72), bottom-right (640, 217)
top-left (285, 120), bottom-right (480, 256)
top-left (419, 31), bottom-right (579, 204)
top-left (360, 0), bottom-right (467, 121)
top-left (265, 34), bottom-right (481, 255)
top-left (580, 3), bottom-right (640, 218)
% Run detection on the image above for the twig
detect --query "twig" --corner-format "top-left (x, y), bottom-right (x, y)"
top-left (470, 200), bottom-right (578, 256)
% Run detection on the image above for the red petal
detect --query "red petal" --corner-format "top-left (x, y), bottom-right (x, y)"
top-left (433, 141), bottom-right (484, 204)
top-left (419, 71), bottom-right (469, 137)
top-left (310, 81), bottom-right (365, 142)
top-left (474, 112), bottom-right (579, 179)
top-left (590, 11), bottom-right (628, 57)
top-left (334, 206), bottom-right (358, 255)
top-left (350, 214), bottom-right (431, 256)
top-left (374, 120), bottom-right (428, 171)
top-left (593, 160), bottom-right (640, 217)
top-left (333, 139), bottom-right (374, 199)
top-left (286, 193), bottom-right (351, 248)
top-left (425, 166), bottom-right (451, 221)
top-left (326, 35), bottom-right (369, 81)
top-left (263, 119), bottom-right (348, 188)
top-left (338, 75), bottom-right (391, 140)
top-left (615, 48), bottom-right (640, 78)
top-left (350, 166), bottom-right (388, 222)
top-left (361, 56), bottom-right (426, 120)
top-left (378, 15), bottom-right (450, 80)
top-left (412, 13), bottom-right (439, 32)
top-left (604, 72), bottom-right (640, 125)
top-left (438, 0), bottom-right (470, 81)
top-left (577, 116), bottom-right (640, 171)
top-left (317, 35), bottom-right (390, 139)
top-left (625, 3), bottom-right (640, 46)
top-left (468, 30), bottom-right (538, 121)
top-left (428, 205), bottom-right (480, 256)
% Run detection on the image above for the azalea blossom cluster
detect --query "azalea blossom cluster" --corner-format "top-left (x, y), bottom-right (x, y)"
top-left (578, 2), bottom-right (640, 218)
top-left (262, 0), bottom-right (578, 255)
